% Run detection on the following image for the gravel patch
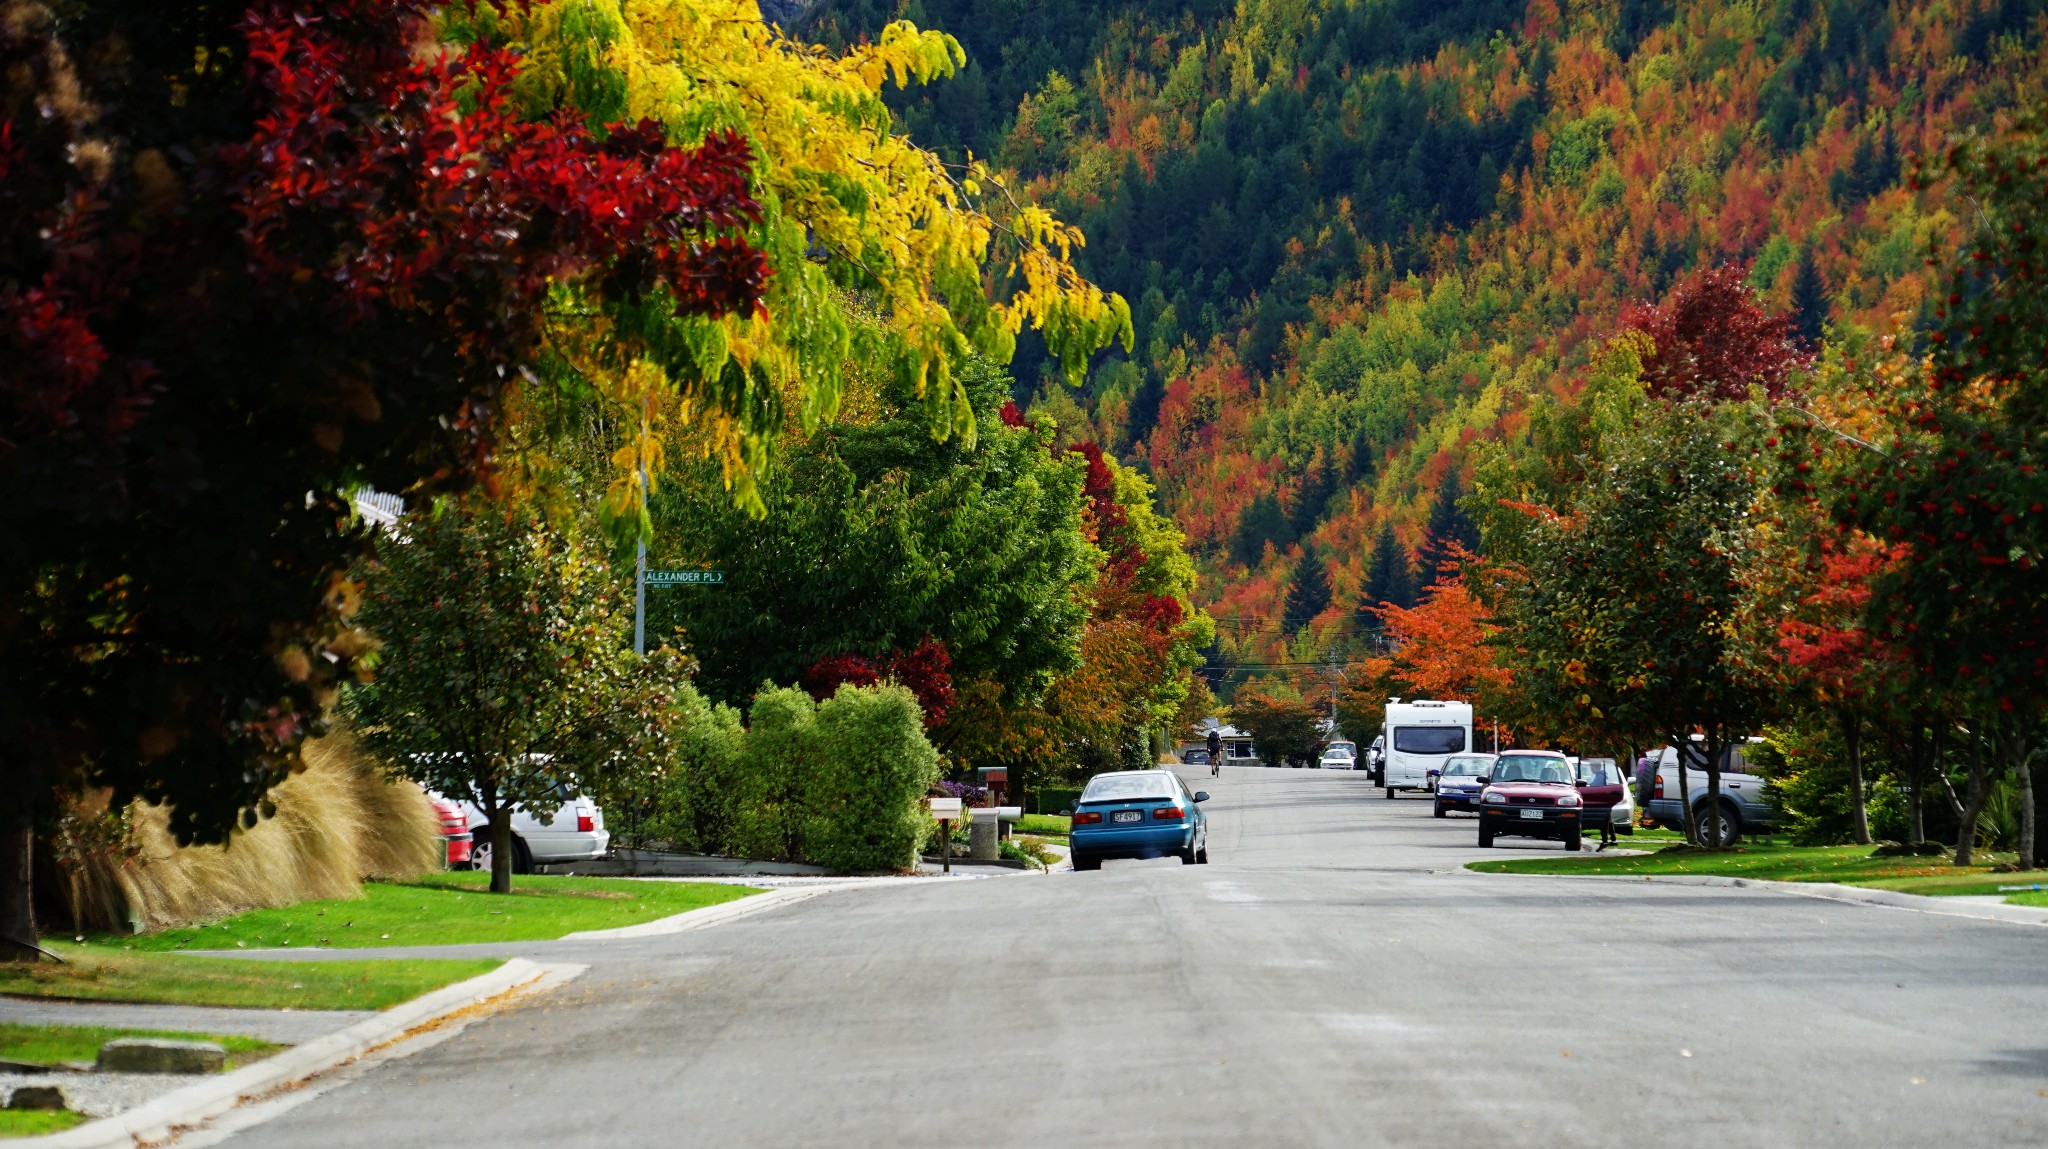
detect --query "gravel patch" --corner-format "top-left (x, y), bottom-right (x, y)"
top-left (1, 1070), bottom-right (204, 1119)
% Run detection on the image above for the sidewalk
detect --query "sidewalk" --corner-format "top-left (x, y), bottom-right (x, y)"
top-left (0, 1000), bottom-right (370, 1045)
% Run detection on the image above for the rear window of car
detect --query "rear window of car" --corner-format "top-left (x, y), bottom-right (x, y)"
top-left (1393, 726), bottom-right (1466, 755)
top-left (1577, 758), bottom-right (1622, 785)
top-left (1080, 774), bottom-right (1177, 802)
top-left (1441, 757), bottom-right (1491, 776)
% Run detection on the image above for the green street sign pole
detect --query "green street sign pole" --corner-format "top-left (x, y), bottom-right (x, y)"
top-left (633, 467), bottom-right (649, 657)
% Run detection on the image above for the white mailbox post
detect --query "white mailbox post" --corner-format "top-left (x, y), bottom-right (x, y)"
top-left (927, 797), bottom-right (963, 873)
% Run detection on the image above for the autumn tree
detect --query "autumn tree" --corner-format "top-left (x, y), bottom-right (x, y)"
top-left (493, 0), bottom-right (1133, 522)
top-left (1360, 577), bottom-right (1511, 718)
top-left (0, 0), bottom-right (766, 957)
top-left (1230, 691), bottom-right (1323, 767)
top-left (1621, 263), bottom-right (1810, 403)
top-left (1819, 110), bottom-right (2048, 866)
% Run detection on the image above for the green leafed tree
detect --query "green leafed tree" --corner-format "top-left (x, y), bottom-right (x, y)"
top-left (347, 498), bottom-right (630, 892)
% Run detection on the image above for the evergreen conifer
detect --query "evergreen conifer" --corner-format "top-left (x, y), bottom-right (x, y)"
top-left (1790, 244), bottom-right (1828, 348)
top-left (1282, 550), bottom-right (1333, 631)
top-left (1413, 472), bottom-right (1481, 587)
top-left (1355, 523), bottom-right (1415, 643)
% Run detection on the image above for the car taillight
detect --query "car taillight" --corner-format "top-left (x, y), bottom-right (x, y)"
top-left (576, 809), bottom-right (595, 832)
top-left (1073, 811), bottom-right (1102, 825)
top-left (1653, 775), bottom-right (1664, 799)
top-left (1153, 807), bottom-right (1184, 820)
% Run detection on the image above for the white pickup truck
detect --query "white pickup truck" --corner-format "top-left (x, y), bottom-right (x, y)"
top-left (1640, 743), bottom-right (1777, 846)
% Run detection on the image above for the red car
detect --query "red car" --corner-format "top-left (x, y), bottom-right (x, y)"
top-left (1476, 750), bottom-right (1585, 850)
top-left (430, 798), bottom-right (473, 869)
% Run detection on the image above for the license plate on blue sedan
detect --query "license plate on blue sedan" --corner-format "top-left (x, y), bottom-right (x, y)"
top-left (1519, 809), bottom-right (1543, 820)
top-left (1112, 810), bottom-right (1142, 823)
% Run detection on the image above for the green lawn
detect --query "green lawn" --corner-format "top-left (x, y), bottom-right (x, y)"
top-left (0, 1023), bottom-right (280, 1070)
top-left (1018, 814), bottom-right (1070, 835)
top-left (0, 947), bottom-right (501, 1009)
top-left (105, 872), bottom-right (753, 952)
top-left (1467, 841), bottom-right (2006, 892)
top-left (0, 1111), bottom-right (85, 1138)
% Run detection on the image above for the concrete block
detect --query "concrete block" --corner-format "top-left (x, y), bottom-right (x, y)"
top-left (7, 1085), bottom-right (68, 1110)
top-left (97, 1039), bottom-right (226, 1075)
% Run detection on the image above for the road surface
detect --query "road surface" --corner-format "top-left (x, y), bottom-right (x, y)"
top-left (222, 767), bottom-right (2048, 1148)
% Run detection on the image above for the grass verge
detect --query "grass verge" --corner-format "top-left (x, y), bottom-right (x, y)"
top-left (1466, 840), bottom-right (2006, 892)
top-left (0, 1111), bottom-right (85, 1138)
top-left (0, 947), bottom-right (501, 1009)
top-left (1018, 814), bottom-right (1070, 836)
top-left (103, 872), bottom-right (753, 952)
top-left (0, 1023), bottom-right (280, 1069)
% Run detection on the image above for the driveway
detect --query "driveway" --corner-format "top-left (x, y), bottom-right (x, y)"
top-left (218, 766), bottom-right (2048, 1148)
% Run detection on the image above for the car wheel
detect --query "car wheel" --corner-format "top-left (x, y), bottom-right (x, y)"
top-left (1072, 853), bottom-right (1101, 871)
top-left (1433, 803), bottom-right (1447, 818)
top-left (1196, 846), bottom-right (1209, 864)
top-left (1478, 825), bottom-right (1494, 847)
top-left (512, 836), bottom-right (534, 875)
top-left (1563, 830), bottom-right (1583, 851)
top-left (469, 834), bottom-right (493, 874)
top-left (1383, 787), bottom-right (1396, 800)
top-left (1694, 804), bottom-right (1742, 848)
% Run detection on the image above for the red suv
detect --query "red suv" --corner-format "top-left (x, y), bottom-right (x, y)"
top-left (1476, 750), bottom-right (1585, 851)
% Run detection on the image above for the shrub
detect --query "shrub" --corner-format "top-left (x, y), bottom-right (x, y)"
top-left (806, 684), bottom-right (941, 873)
top-left (733, 686), bottom-right (821, 862)
top-left (676, 695), bottom-right (748, 855)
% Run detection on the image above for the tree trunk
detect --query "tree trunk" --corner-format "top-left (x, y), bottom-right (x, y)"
top-left (1998, 718), bottom-right (2035, 872)
top-left (0, 817), bottom-right (38, 962)
top-left (1671, 736), bottom-right (1696, 844)
top-left (1954, 725), bottom-right (1992, 867)
top-left (482, 781), bottom-right (514, 895)
top-left (1841, 709), bottom-right (1869, 846)
top-left (1702, 728), bottom-right (1726, 850)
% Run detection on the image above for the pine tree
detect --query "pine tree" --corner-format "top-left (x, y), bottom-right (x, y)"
top-left (1355, 523), bottom-right (1416, 641)
top-left (1287, 455), bottom-right (1336, 541)
top-left (1413, 471), bottom-right (1481, 587)
top-left (1789, 244), bottom-right (1828, 348)
top-left (1283, 551), bottom-right (1333, 631)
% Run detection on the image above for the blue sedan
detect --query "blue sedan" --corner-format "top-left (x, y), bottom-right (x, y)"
top-left (1069, 770), bottom-right (1210, 870)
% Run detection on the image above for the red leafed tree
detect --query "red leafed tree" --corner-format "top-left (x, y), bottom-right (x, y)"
top-left (1, 0), bottom-right (766, 957)
top-left (803, 638), bottom-right (955, 726)
top-left (1771, 539), bottom-right (1911, 846)
top-left (1621, 265), bottom-right (1810, 402)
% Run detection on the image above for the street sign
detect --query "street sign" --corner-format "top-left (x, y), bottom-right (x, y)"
top-left (645, 569), bottom-right (723, 586)
top-left (926, 797), bottom-right (963, 818)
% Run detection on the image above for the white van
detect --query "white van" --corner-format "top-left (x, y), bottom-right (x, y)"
top-left (1381, 700), bottom-right (1474, 799)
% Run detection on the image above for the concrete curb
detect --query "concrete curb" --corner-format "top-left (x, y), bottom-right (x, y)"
top-left (562, 886), bottom-right (824, 940)
top-left (1502, 869), bottom-right (2048, 927)
top-left (23, 958), bottom-right (582, 1148)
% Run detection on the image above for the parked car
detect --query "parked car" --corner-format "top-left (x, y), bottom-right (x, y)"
top-left (1182, 749), bottom-right (1212, 767)
top-left (1642, 743), bottom-right (1777, 847)
top-left (1319, 741), bottom-right (1358, 770)
top-left (1069, 770), bottom-right (1209, 870)
top-left (1476, 750), bottom-right (1585, 850)
top-left (1574, 756), bottom-right (1633, 836)
top-left (446, 782), bottom-right (608, 874)
top-left (1366, 735), bottom-right (1385, 781)
top-left (1432, 754), bottom-right (1495, 817)
top-left (430, 798), bottom-right (473, 869)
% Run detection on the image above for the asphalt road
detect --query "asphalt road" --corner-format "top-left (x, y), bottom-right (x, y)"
top-left (224, 767), bottom-right (2048, 1148)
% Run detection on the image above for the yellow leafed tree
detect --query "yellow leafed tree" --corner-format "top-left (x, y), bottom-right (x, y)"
top-left (465, 0), bottom-right (1132, 525)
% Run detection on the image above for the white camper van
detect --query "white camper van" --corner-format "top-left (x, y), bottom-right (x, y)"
top-left (1380, 700), bottom-right (1473, 799)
